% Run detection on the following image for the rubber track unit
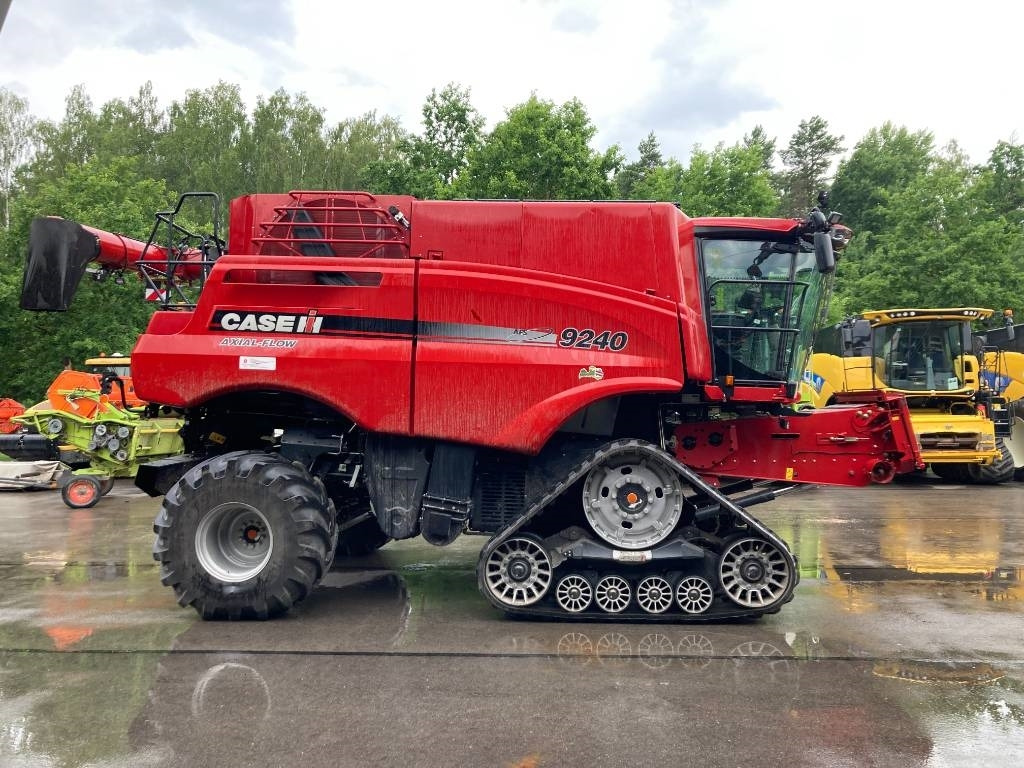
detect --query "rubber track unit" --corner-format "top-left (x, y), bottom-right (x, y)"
top-left (153, 451), bottom-right (338, 619)
top-left (476, 438), bottom-right (798, 621)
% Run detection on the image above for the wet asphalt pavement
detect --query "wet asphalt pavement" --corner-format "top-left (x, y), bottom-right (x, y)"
top-left (0, 475), bottom-right (1022, 767)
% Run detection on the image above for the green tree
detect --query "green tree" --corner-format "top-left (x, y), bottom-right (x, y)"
top-left (0, 88), bottom-right (36, 229)
top-left (94, 82), bottom-right (164, 176)
top-left (615, 132), bottom-right (665, 198)
top-left (21, 85), bottom-right (100, 193)
top-left (361, 84), bottom-right (484, 198)
top-left (158, 82), bottom-right (249, 206)
top-left (743, 125), bottom-right (776, 173)
top-left (974, 139), bottom-right (1024, 221)
top-left (324, 111), bottom-right (406, 190)
top-left (0, 156), bottom-right (174, 402)
top-left (418, 83), bottom-right (485, 192)
top-left (837, 143), bottom-right (1024, 315)
top-left (455, 95), bottom-right (621, 199)
top-left (245, 89), bottom-right (328, 192)
top-left (777, 115), bottom-right (844, 217)
top-left (677, 142), bottom-right (779, 217)
top-left (830, 123), bottom-right (934, 238)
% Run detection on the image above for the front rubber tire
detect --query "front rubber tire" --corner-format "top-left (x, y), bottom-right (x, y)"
top-left (965, 439), bottom-right (1015, 485)
top-left (153, 451), bottom-right (338, 620)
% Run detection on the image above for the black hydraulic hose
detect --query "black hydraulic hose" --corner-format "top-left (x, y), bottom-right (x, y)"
top-left (106, 375), bottom-right (147, 415)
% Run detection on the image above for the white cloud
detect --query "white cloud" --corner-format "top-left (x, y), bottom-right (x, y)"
top-left (1, 0), bottom-right (1020, 169)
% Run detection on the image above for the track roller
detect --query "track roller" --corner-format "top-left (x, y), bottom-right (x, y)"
top-left (636, 576), bottom-right (673, 614)
top-left (555, 574), bottom-right (593, 613)
top-left (594, 575), bottom-right (631, 613)
top-left (675, 576), bottom-right (714, 614)
top-left (718, 537), bottom-right (792, 609)
top-left (482, 536), bottom-right (552, 608)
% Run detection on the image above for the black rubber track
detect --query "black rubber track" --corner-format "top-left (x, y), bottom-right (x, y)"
top-left (153, 451), bottom-right (338, 620)
top-left (477, 438), bottom-right (799, 621)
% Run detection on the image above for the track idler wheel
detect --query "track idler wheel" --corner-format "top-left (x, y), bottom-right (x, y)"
top-left (482, 536), bottom-right (553, 608)
top-left (718, 537), bottom-right (792, 609)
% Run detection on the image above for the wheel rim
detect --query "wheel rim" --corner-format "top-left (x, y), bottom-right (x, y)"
top-left (66, 478), bottom-right (98, 506)
top-left (195, 502), bottom-right (274, 583)
top-left (484, 537), bottom-right (552, 607)
top-left (637, 576), bottom-right (673, 614)
top-left (582, 452), bottom-right (683, 550)
top-left (676, 576), bottom-right (714, 614)
top-left (719, 537), bottom-right (791, 608)
top-left (594, 575), bottom-right (631, 613)
top-left (555, 574), bottom-right (593, 613)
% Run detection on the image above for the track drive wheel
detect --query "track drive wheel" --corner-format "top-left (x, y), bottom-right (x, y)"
top-left (718, 536), bottom-right (792, 610)
top-left (581, 448), bottom-right (684, 550)
top-left (153, 451), bottom-right (338, 620)
top-left (62, 475), bottom-right (102, 509)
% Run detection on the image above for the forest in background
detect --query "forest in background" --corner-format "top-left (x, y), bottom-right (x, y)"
top-left (1, 81), bottom-right (1022, 403)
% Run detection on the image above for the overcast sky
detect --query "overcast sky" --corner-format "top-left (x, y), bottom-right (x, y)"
top-left (1, 0), bottom-right (1021, 169)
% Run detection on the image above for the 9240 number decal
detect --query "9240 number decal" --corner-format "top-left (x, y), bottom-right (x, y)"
top-left (558, 328), bottom-right (629, 351)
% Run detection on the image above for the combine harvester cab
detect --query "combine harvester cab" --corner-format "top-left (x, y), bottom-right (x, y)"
top-left (805, 308), bottom-right (1017, 483)
top-left (21, 191), bottom-right (922, 621)
top-left (11, 355), bottom-right (184, 508)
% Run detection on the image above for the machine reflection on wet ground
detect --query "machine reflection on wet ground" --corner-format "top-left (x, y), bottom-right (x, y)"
top-left (0, 477), bottom-right (1022, 766)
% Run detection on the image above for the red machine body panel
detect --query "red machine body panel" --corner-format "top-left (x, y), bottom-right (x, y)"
top-left (137, 198), bottom-right (712, 453)
top-left (413, 260), bottom-right (684, 451)
top-left (132, 255), bottom-right (416, 435)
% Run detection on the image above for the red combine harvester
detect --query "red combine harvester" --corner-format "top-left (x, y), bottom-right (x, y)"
top-left (22, 191), bottom-right (921, 621)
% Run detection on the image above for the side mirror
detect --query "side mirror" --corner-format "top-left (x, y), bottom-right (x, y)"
top-left (814, 231), bottom-right (835, 274)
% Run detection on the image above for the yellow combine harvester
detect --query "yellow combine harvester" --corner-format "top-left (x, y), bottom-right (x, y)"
top-left (975, 310), bottom-right (1024, 474)
top-left (803, 308), bottom-right (1016, 483)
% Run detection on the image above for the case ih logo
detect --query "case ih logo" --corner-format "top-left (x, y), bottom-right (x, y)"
top-left (212, 310), bottom-right (323, 334)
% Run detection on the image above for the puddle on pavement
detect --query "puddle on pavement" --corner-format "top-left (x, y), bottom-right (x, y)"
top-left (872, 659), bottom-right (1005, 685)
